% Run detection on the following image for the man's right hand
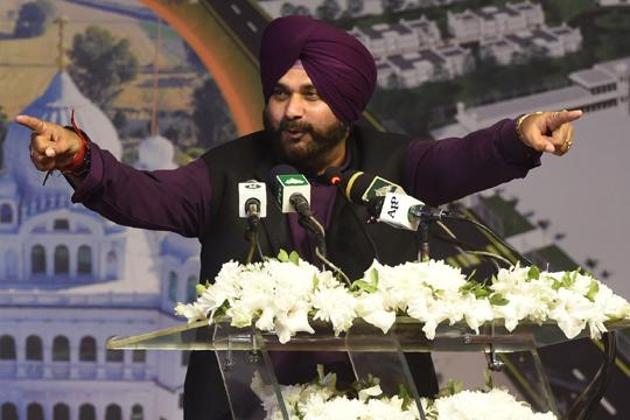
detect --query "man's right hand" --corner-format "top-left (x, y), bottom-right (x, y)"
top-left (15, 115), bottom-right (83, 172)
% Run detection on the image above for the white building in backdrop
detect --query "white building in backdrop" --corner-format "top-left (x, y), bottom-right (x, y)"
top-left (431, 57), bottom-right (630, 299)
top-left (0, 71), bottom-right (200, 420)
top-left (480, 24), bottom-right (582, 65)
top-left (447, 1), bottom-right (545, 43)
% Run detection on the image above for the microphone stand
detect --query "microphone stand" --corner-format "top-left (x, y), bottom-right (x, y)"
top-left (409, 207), bottom-right (448, 262)
top-left (244, 200), bottom-right (263, 264)
top-left (419, 220), bottom-right (430, 262)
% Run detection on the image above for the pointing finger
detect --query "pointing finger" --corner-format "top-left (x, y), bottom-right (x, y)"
top-left (547, 110), bottom-right (583, 132)
top-left (15, 115), bottom-right (47, 134)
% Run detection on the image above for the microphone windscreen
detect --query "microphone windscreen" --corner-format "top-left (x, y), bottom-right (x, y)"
top-left (267, 164), bottom-right (311, 213)
top-left (341, 170), bottom-right (373, 203)
top-left (268, 164), bottom-right (299, 194)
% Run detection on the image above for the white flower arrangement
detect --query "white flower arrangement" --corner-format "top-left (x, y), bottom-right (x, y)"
top-left (251, 366), bottom-right (555, 420)
top-left (424, 388), bottom-right (556, 420)
top-left (175, 252), bottom-right (630, 343)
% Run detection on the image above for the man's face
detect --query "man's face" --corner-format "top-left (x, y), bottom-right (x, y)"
top-left (264, 67), bottom-right (348, 168)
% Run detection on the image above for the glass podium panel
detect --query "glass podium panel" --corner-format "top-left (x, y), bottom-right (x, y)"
top-left (212, 324), bottom-right (288, 420)
top-left (107, 318), bottom-right (630, 420)
top-left (345, 323), bottom-right (427, 420)
top-left (108, 318), bottom-right (630, 353)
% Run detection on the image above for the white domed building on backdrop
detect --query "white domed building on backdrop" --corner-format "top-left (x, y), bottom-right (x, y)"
top-left (0, 68), bottom-right (200, 420)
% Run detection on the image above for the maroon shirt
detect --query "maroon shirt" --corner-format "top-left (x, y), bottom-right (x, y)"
top-left (71, 119), bottom-right (539, 257)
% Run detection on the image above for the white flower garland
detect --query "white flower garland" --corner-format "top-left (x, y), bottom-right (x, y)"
top-left (175, 254), bottom-right (630, 343)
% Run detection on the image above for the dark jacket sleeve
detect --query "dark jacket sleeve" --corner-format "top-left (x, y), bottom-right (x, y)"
top-left (405, 118), bottom-right (541, 206)
top-left (70, 143), bottom-right (212, 238)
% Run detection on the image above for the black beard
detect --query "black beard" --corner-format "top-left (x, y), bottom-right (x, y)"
top-left (263, 111), bottom-right (349, 169)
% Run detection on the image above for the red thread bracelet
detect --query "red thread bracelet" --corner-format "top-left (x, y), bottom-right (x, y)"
top-left (59, 110), bottom-right (88, 173)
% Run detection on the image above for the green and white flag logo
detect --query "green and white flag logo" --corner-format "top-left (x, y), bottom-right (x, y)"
top-left (278, 174), bottom-right (308, 186)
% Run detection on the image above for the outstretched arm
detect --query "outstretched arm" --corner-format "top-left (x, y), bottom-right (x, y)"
top-left (406, 110), bottom-right (582, 206)
top-left (16, 114), bottom-right (212, 238)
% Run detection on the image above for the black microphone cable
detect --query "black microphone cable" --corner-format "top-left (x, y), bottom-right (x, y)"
top-left (450, 210), bottom-right (534, 267)
top-left (322, 167), bottom-right (380, 262)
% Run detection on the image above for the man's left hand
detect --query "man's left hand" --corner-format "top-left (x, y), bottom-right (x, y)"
top-left (518, 110), bottom-right (583, 156)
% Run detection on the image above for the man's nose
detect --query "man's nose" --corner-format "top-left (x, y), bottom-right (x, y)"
top-left (284, 94), bottom-right (304, 119)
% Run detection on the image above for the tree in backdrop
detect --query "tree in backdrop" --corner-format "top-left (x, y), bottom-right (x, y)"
top-left (280, 3), bottom-right (296, 16)
top-left (13, 0), bottom-right (54, 38)
top-left (68, 26), bottom-right (139, 109)
top-left (317, 0), bottom-right (341, 20)
top-left (192, 78), bottom-right (237, 150)
top-left (294, 6), bottom-right (312, 16)
top-left (346, 0), bottom-right (364, 17)
top-left (163, 114), bottom-right (196, 147)
top-left (381, 0), bottom-right (405, 13)
top-left (112, 109), bottom-right (128, 133)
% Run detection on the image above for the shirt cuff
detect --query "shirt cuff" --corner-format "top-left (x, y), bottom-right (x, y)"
top-left (496, 118), bottom-right (542, 167)
top-left (70, 142), bottom-right (105, 203)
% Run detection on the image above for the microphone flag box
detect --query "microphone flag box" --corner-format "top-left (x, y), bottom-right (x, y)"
top-left (378, 192), bottom-right (422, 231)
top-left (361, 176), bottom-right (405, 204)
top-left (238, 181), bottom-right (267, 218)
top-left (276, 174), bottom-right (310, 213)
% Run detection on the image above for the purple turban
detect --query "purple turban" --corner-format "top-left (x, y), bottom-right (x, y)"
top-left (259, 15), bottom-right (377, 124)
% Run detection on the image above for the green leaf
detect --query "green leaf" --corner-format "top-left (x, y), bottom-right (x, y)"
top-left (195, 284), bottom-right (206, 296)
top-left (432, 288), bottom-right (445, 300)
top-left (436, 379), bottom-right (463, 398)
top-left (398, 384), bottom-right (413, 409)
top-left (489, 293), bottom-right (509, 306)
top-left (369, 268), bottom-right (379, 285)
top-left (316, 364), bottom-right (325, 382)
top-left (460, 281), bottom-right (491, 299)
top-left (553, 271), bottom-right (577, 290)
top-left (277, 249), bottom-right (289, 262)
top-left (475, 288), bottom-right (491, 299)
top-left (289, 250), bottom-right (300, 265)
top-left (586, 280), bottom-right (600, 302)
top-left (351, 279), bottom-right (378, 293)
top-left (213, 302), bottom-right (229, 320)
top-left (449, 379), bottom-right (463, 394)
top-left (527, 265), bottom-right (541, 280)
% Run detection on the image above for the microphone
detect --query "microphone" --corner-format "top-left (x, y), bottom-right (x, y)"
top-left (238, 181), bottom-right (267, 264)
top-left (269, 165), bottom-right (333, 264)
top-left (324, 168), bottom-right (405, 205)
top-left (373, 192), bottom-right (451, 231)
top-left (238, 181), bottom-right (267, 219)
top-left (325, 169), bottom-right (530, 266)
top-left (324, 169), bottom-right (450, 231)
top-left (268, 165), bottom-right (311, 217)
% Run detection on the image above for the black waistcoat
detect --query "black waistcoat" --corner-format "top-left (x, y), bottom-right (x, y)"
top-left (184, 126), bottom-right (438, 420)
top-left (198, 125), bottom-right (422, 279)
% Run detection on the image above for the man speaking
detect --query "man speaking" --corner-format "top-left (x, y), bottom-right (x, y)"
top-left (16, 15), bottom-right (581, 420)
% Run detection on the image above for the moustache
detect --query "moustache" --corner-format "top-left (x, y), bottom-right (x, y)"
top-left (278, 119), bottom-right (313, 133)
